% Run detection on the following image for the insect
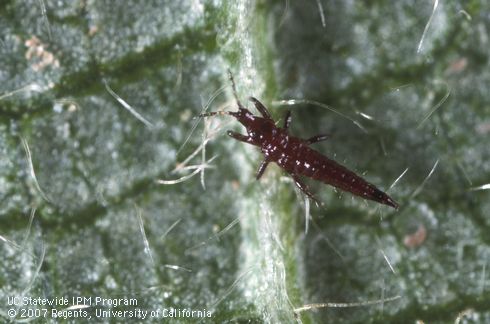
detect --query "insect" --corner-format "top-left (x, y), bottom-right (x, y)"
top-left (200, 71), bottom-right (399, 209)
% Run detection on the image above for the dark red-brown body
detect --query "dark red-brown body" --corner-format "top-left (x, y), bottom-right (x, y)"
top-left (226, 104), bottom-right (398, 209)
top-left (200, 72), bottom-right (398, 209)
top-left (261, 127), bottom-right (397, 208)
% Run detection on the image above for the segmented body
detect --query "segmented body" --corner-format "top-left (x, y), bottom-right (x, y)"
top-left (200, 72), bottom-right (398, 209)
top-left (259, 127), bottom-right (398, 208)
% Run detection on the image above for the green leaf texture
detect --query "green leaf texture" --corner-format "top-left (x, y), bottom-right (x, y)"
top-left (1, 0), bottom-right (489, 323)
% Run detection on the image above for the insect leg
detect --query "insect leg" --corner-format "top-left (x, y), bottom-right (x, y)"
top-left (283, 110), bottom-right (292, 129)
top-left (290, 173), bottom-right (320, 204)
top-left (255, 160), bottom-right (269, 180)
top-left (249, 97), bottom-right (273, 120)
top-left (227, 130), bottom-right (251, 143)
top-left (305, 134), bottom-right (330, 145)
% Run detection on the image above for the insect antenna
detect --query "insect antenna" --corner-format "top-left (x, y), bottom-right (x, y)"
top-left (197, 110), bottom-right (233, 118)
top-left (227, 69), bottom-right (244, 108)
top-left (194, 70), bottom-right (242, 120)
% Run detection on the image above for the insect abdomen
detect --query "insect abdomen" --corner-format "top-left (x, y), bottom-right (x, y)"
top-left (203, 71), bottom-right (398, 209)
top-left (297, 148), bottom-right (398, 208)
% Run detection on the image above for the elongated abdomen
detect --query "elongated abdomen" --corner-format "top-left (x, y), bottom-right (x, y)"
top-left (296, 148), bottom-right (398, 209)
